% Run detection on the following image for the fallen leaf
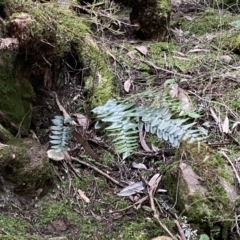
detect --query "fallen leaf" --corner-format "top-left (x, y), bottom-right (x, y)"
top-left (222, 115), bottom-right (229, 134)
top-left (184, 15), bottom-right (193, 21)
top-left (157, 189), bottom-right (167, 193)
top-left (232, 121), bottom-right (240, 130)
top-left (117, 182), bottom-right (145, 197)
top-left (78, 189), bottom-right (90, 203)
top-left (173, 51), bottom-right (186, 57)
top-left (124, 78), bottom-right (131, 92)
top-left (132, 162), bottom-right (147, 170)
top-left (127, 51), bottom-right (135, 59)
top-left (178, 87), bottom-right (192, 111)
top-left (135, 45), bottom-right (148, 55)
top-left (172, 56), bottom-right (190, 61)
top-left (72, 113), bottom-right (89, 130)
top-left (139, 131), bottom-right (152, 152)
top-left (169, 84), bottom-right (179, 98)
top-left (148, 174), bottom-right (161, 189)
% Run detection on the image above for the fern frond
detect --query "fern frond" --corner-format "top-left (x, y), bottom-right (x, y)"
top-left (93, 99), bottom-right (207, 159)
top-left (92, 100), bottom-right (139, 159)
top-left (49, 116), bottom-right (73, 152)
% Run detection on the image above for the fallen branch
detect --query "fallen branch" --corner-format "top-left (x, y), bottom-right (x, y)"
top-left (71, 157), bottom-right (124, 187)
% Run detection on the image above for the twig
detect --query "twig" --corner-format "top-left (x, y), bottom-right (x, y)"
top-left (174, 219), bottom-right (187, 240)
top-left (147, 175), bottom-right (177, 240)
top-left (154, 216), bottom-right (177, 240)
top-left (188, 90), bottom-right (240, 120)
top-left (221, 151), bottom-right (240, 185)
top-left (140, 59), bottom-right (192, 79)
top-left (112, 196), bottom-right (149, 213)
top-left (71, 157), bottom-right (124, 187)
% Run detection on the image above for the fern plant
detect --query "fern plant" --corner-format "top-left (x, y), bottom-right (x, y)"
top-left (92, 98), bottom-right (207, 159)
top-left (49, 116), bottom-right (74, 152)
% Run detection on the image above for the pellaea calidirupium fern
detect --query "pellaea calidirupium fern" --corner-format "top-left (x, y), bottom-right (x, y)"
top-left (92, 96), bottom-right (207, 159)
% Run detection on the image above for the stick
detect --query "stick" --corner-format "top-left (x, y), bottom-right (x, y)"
top-left (71, 157), bottom-right (124, 187)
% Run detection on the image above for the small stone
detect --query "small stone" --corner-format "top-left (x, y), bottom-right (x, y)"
top-left (220, 55), bottom-right (233, 64)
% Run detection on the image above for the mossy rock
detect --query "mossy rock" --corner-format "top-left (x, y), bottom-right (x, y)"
top-left (162, 142), bottom-right (237, 239)
top-left (0, 138), bottom-right (53, 194)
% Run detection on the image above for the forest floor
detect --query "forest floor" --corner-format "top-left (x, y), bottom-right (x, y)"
top-left (1, 1), bottom-right (240, 240)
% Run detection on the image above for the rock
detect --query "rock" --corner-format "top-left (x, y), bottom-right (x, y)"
top-left (163, 141), bottom-right (238, 237)
top-left (220, 55), bottom-right (233, 64)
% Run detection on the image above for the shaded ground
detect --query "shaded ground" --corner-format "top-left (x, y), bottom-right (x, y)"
top-left (1, 1), bottom-right (240, 240)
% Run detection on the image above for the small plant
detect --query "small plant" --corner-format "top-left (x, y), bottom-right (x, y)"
top-left (49, 116), bottom-right (74, 152)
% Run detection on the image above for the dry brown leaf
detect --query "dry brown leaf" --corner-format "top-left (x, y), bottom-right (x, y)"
top-left (78, 189), bottom-right (90, 203)
top-left (139, 131), bottom-right (152, 152)
top-left (169, 84), bottom-right (179, 98)
top-left (127, 51), bottom-right (136, 59)
top-left (117, 182), bottom-right (145, 197)
top-left (222, 115), bottom-right (229, 134)
top-left (72, 113), bottom-right (89, 130)
top-left (184, 15), bottom-right (193, 21)
top-left (178, 87), bottom-right (192, 111)
top-left (135, 45), bottom-right (148, 55)
top-left (124, 78), bottom-right (131, 92)
top-left (132, 162), bottom-right (147, 170)
top-left (43, 67), bottom-right (52, 89)
top-left (148, 173), bottom-right (161, 189)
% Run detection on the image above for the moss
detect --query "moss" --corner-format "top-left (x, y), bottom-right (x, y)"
top-left (148, 41), bottom-right (212, 74)
top-left (102, 152), bottom-right (115, 164)
top-left (1, 138), bottom-right (53, 191)
top-left (221, 32), bottom-right (240, 53)
top-left (81, 36), bottom-right (115, 108)
top-left (120, 218), bottom-right (175, 240)
top-left (178, 10), bottom-right (236, 36)
top-left (0, 51), bottom-right (34, 131)
top-left (0, 214), bottom-right (30, 235)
